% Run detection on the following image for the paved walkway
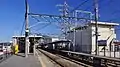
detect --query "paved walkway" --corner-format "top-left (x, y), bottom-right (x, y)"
top-left (0, 54), bottom-right (41, 67)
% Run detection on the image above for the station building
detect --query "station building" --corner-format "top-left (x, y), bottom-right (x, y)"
top-left (66, 21), bottom-right (119, 54)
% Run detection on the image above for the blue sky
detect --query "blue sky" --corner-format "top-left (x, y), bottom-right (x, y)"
top-left (0, 0), bottom-right (120, 42)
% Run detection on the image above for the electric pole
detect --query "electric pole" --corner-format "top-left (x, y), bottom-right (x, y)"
top-left (25, 0), bottom-right (29, 57)
top-left (63, 0), bottom-right (69, 39)
top-left (57, 0), bottom-right (70, 39)
top-left (94, 0), bottom-right (99, 55)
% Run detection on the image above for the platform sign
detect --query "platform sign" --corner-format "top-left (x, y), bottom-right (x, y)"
top-left (98, 40), bottom-right (107, 46)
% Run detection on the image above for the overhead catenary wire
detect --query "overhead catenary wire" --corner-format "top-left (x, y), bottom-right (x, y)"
top-left (26, 0), bottom-right (120, 35)
top-left (77, 0), bottom-right (111, 14)
top-left (31, 16), bottom-right (52, 31)
top-left (82, 0), bottom-right (107, 13)
top-left (99, 0), bottom-right (120, 22)
top-left (81, 0), bottom-right (120, 23)
top-left (20, 20), bottom-right (25, 35)
top-left (70, 0), bottom-right (90, 13)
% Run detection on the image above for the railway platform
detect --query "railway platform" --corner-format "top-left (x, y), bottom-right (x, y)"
top-left (0, 49), bottom-right (120, 67)
top-left (0, 53), bottom-right (41, 67)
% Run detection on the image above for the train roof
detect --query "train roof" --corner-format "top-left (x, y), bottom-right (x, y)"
top-left (43, 40), bottom-right (71, 45)
top-left (90, 21), bottom-right (119, 26)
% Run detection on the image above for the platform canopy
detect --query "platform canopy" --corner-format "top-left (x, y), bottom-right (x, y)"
top-left (12, 35), bottom-right (42, 38)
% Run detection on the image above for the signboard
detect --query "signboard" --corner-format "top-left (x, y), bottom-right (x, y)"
top-left (98, 40), bottom-right (107, 46)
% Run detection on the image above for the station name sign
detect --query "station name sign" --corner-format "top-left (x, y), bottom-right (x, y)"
top-left (98, 40), bottom-right (107, 46)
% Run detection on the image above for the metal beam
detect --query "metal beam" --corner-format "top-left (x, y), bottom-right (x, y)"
top-left (28, 13), bottom-right (93, 20)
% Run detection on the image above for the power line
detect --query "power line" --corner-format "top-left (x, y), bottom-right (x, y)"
top-left (35, 23), bottom-right (51, 31)
top-left (20, 20), bottom-right (25, 35)
top-left (70, 0), bottom-right (90, 13)
top-left (82, 0), bottom-right (120, 23)
top-left (99, 0), bottom-right (120, 22)
top-left (83, 0), bottom-right (105, 13)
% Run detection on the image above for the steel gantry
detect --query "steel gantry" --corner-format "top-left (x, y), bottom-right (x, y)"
top-left (28, 13), bottom-right (93, 33)
top-left (24, 0), bottom-right (96, 57)
top-left (27, 13), bottom-right (93, 53)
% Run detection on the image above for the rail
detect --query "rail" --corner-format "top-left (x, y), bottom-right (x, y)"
top-left (38, 49), bottom-right (90, 67)
top-left (59, 50), bottom-right (120, 67)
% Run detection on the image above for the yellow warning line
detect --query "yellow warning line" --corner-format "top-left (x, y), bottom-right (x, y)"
top-left (35, 49), bottom-right (46, 67)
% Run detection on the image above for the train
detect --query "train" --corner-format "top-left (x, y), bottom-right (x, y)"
top-left (38, 40), bottom-right (74, 51)
top-left (38, 40), bottom-right (93, 62)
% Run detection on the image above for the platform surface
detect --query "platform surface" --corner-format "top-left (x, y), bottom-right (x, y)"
top-left (0, 53), bottom-right (41, 67)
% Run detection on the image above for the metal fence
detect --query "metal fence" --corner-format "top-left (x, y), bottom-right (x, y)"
top-left (0, 53), bottom-right (12, 63)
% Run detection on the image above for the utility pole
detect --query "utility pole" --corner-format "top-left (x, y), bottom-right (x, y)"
top-left (25, 0), bottom-right (29, 57)
top-left (73, 11), bottom-right (78, 52)
top-left (94, 0), bottom-right (99, 55)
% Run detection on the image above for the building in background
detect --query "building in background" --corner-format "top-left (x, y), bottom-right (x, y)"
top-left (0, 42), bottom-right (12, 54)
top-left (12, 35), bottom-right (52, 53)
top-left (51, 37), bottom-right (60, 42)
top-left (67, 21), bottom-right (119, 54)
top-left (12, 35), bottom-right (42, 53)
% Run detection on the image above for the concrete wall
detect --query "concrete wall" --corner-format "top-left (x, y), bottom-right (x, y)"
top-left (67, 26), bottom-right (92, 53)
top-left (91, 25), bottom-right (116, 54)
top-left (76, 27), bottom-right (92, 53)
top-left (66, 22), bottom-right (118, 54)
top-left (67, 32), bottom-right (74, 42)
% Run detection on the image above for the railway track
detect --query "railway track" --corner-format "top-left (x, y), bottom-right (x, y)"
top-left (36, 49), bottom-right (61, 67)
top-left (38, 49), bottom-right (120, 67)
top-left (45, 49), bottom-right (93, 67)
top-left (38, 49), bottom-right (92, 67)
top-left (55, 54), bottom-right (92, 67)
top-left (59, 50), bottom-right (120, 67)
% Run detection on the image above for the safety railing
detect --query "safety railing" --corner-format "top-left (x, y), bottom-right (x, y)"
top-left (0, 53), bottom-right (12, 63)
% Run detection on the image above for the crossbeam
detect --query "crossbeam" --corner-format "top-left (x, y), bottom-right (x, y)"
top-left (28, 13), bottom-right (93, 20)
